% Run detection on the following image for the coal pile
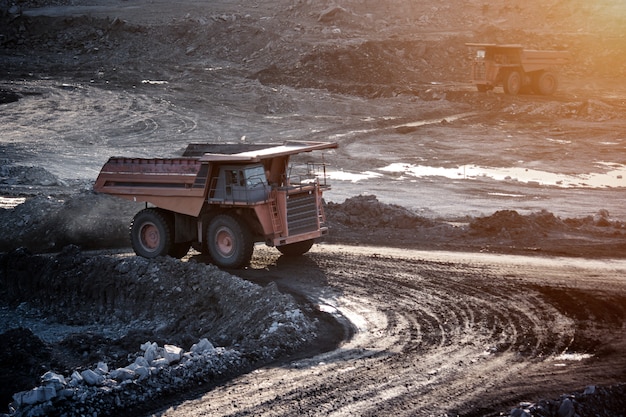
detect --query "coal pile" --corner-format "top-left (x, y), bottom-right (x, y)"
top-left (0, 246), bottom-right (325, 416)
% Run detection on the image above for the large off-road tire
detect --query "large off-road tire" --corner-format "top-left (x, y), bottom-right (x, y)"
top-left (130, 208), bottom-right (173, 258)
top-left (503, 70), bottom-right (522, 95)
top-left (532, 71), bottom-right (558, 95)
top-left (206, 214), bottom-right (254, 269)
top-left (277, 239), bottom-right (315, 256)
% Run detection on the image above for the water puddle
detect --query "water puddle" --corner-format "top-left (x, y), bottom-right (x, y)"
top-left (555, 353), bottom-right (593, 361)
top-left (327, 170), bottom-right (382, 182)
top-left (329, 162), bottom-right (626, 189)
top-left (141, 80), bottom-right (169, 85)
top-left (392, 111), bottom-right (479, 129)
top-left (328, 112), bottom-right (478, 140)
top-left (552, 352), bottom-right (593, 366)
top-left (0, 196), bottom-right (27, 209)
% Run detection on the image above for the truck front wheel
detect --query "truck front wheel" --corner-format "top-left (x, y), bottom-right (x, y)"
top-left (277, 239), bottom-right (315, 256)
top-left (130, 208), bottom-right (173, 258)
top-left (207, 214), bottom-right (254, 269)
top-left (503, 70), bottom-right (522, 95)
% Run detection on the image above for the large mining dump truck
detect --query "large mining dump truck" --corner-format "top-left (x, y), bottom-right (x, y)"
top-left (94, 141), bottom-right (337, 268)
top-left (466, 43), bottom-right (570, 95)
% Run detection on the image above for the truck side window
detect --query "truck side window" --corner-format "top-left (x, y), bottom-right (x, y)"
top-left (244, 166), bottom-right (267, 188)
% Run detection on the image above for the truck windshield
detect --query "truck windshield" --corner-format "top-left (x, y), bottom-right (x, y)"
top-left (244, 165), bottom-right (267, 188)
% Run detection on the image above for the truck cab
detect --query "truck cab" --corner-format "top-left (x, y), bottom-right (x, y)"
top-left (212, 164), bottom-right (270, 203)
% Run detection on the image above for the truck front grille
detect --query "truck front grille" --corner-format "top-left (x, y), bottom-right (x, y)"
top-left (473, 62), bottom-right (486, 81)
top-left (286, 190), bottom-right (319, 235)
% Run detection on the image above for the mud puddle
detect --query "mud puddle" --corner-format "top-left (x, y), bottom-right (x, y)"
top-left (378, 161), bottom-right (626, 188)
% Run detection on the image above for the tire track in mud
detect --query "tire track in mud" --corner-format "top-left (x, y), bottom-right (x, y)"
top-left (0, 81), bottom-right (201, 179)
top-left (156, 246), bottom-right (626, 417)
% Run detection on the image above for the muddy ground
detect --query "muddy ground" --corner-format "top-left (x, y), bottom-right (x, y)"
top-left (1, 0), bottom-right (626, 416)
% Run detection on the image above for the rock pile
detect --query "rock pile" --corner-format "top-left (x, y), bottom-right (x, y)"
top-left (8, 338), bottom-right (242, 417)
top-left (0, 165), bottom-right (60, 187)
top-left (0, 189), bottom-right (141, 253)
top-left (508, 384), bottom-right (626, 417)
top-left (0, 246), bottom-right (324, 416)
top-left (326, 194), bottom-right (435, 229)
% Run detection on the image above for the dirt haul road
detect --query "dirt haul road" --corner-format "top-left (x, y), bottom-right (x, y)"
top-left (1, 0), bottom-right (626, 416)
top-left (156, 246), bottom-right (626, 417)
top-left (2, 244), bottom-right (626, 416)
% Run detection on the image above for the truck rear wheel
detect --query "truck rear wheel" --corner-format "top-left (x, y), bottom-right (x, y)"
top-left (532, 71), bottom-right (558, 95)
top-left (277, 239), bottom-right (315, 256)
top-left (130, 208), bottom-right (173, 258)
top-left (503, 70), bottom-right (522, 95)
top-left (207, 214), bottom-right (253, 269)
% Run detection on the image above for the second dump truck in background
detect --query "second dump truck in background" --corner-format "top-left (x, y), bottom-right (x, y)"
top-left (466, 43), bottom-right (570, 95)
top-left (94, 141), bottom-right (337, 268)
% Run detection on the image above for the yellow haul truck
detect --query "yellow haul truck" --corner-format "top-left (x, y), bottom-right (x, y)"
top-left (466, 43), bottom-right (570, 95)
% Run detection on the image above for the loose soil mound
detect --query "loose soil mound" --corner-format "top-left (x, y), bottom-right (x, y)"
top-left (326, 195), bottom-right (626, 258)
top-left (2, 189), bottom-right (626, 258)
top-left (0, 245), bottom-right (333, 415)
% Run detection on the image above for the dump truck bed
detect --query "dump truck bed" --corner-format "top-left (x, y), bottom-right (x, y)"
top-left (93, 157), bottom-right (208, 216)
top-left (519, 49), bottom-right (570, 72)
top-left (466, 43), bottom-right (570, 72)
top-left (93, 141), bottom-right (337, 217)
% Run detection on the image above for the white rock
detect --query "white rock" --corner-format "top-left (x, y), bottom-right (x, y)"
top-left (96, 361), bottom-right (109, 374)
top-left (152, 357), bottom-right (170, 368)
top-left (140, 341), bottom-right (153, 351)
top-left (13, 386), bottom-right (56, 406)
top-left (136, 366), bottom-right (151, 379)
top-left (41, 371), bottom-right (66, 390)
top-left (143, 342), bottom-right (159, 363)
top-left (510, 408), bottom-right (530, 417)
top-left (128, 360), bottom-right (151, 379)
top-left (110, 367), bottom-right (136, 381)
top-left (134, 356), bottom-right (150, 367)
top-left (58, 388), bottom-right (74, 399)
top-left (557, 397), bottom-right (574, 417)
top-left (164, 344), bottom-right (183, 363)
top-left (81, 369), bottom-right (105, 386)
top-left (69, 370), bottom-right (83, 387)
top-left (191, 338), bottom-right (215, 354)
